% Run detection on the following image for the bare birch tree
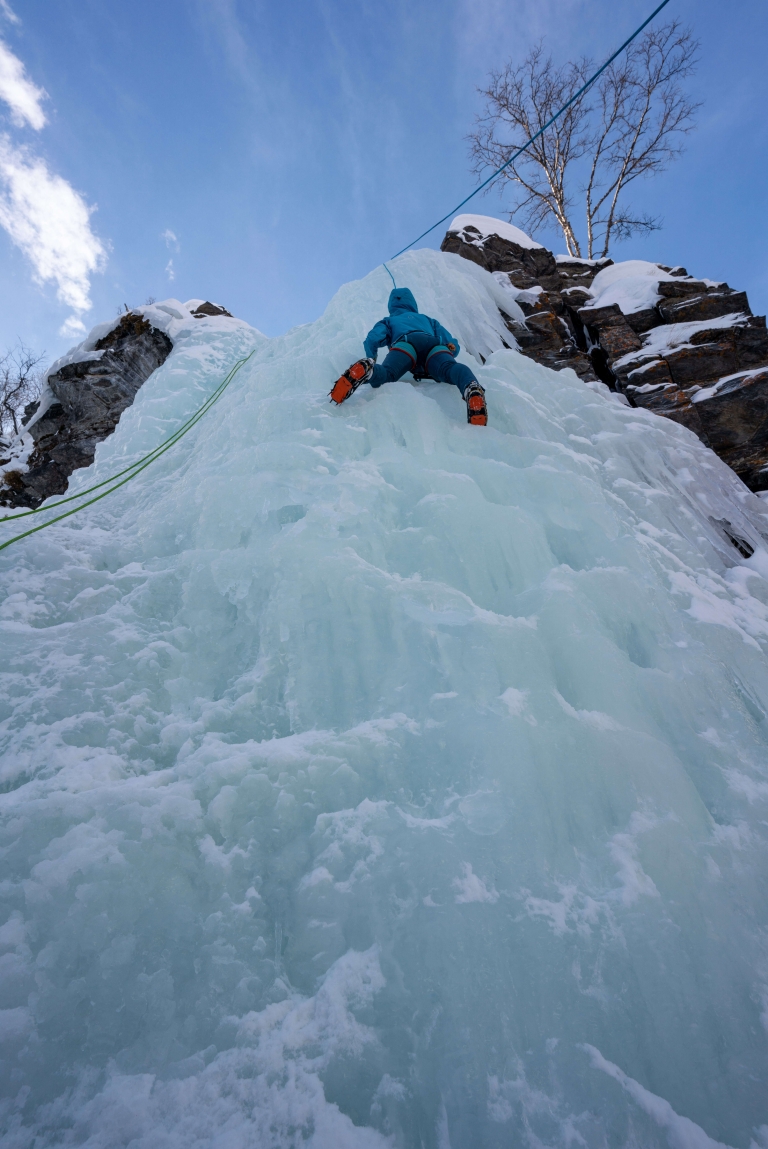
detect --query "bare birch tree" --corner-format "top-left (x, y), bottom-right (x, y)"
top-left (469, 22), bottom-right (700, 258)
top-left (0, 344), bottom-right (45, 445)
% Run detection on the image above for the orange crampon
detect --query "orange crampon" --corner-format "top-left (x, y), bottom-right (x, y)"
top-left (329, 358), bottom-right (374, 405)
top-left (465, 382), bottom-right (487, 425)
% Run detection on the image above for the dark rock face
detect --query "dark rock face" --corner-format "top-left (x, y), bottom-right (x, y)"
top-left (694, 370), bottom-right (768, 490)
top-left (442, 221), bottom-right (768, 491)
top-left (629, 380), bottom-right (709, 442)
top-left (617, 318), bottom-right (768, 394)
top-left (1, 312), bottom-right (173, 509)
top-left (585, 296), bottom-right (768, 490)
top-left (441, 223), bottom-right (561, 292)
top-left (658, 291), bottom-right (749, 325)
top-left (578, 304), bottom-right (643, 360)
top-left (561, 286), bottom-right (592, 309)
top-left (623, 308), bottom-right (659, 335)
top-left (511, 306), bottom-right (596, 379)
top-left (666, 339), bottom-right (737, 388)
top-left (556, 257), bottom-right (613, 291)
top-left (656, 279), bottom-right (711, 300)
top-left (191, 301), bottom-right (233, 318)
top-left (620, 357), bottom-right (674, 388)
top-left (442, 224), bottom-right (599, 381)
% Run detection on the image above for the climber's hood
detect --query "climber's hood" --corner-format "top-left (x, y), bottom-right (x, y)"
top-left (4, 248), bottom-right (768, 1148)
top-left (388, 287), bottom-right (418, 315)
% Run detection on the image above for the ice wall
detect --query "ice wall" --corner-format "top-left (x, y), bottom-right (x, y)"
top-left (2, 250), bottom-right (768, 1149)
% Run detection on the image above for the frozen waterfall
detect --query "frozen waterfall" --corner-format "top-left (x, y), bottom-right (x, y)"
top-left (2, 250), bottom-right (768, 1148)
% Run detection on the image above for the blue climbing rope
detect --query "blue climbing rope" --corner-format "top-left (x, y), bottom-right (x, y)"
top-left (387, 0), bottom-right (673, 262)
top-left (0, 0), bottom-right (675, 555)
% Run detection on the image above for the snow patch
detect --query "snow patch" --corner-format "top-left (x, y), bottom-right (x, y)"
top-left (453, 862), bottom-right (499, 904)
top-left (692, 366), bottom-right (768, 404)
top-left (448, 213), bottom-right (543, 250)
top-left (588, 259), bottom-right (682, 314)
top-left (615, 312), bottom-right (750, 371)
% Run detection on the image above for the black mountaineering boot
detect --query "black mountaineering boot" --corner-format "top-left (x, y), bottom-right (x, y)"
top-left (465, 381), bottom-right (488, 425)
top-left (330, 358), bottom-right (375, 405)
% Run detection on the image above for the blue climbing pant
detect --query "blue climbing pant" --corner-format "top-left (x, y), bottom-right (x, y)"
top-left (369, 330), bottom-right (478, 397)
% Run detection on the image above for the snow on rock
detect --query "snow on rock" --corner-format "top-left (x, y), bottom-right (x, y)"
top-left (43, 317), bottom-right (123, 384)
top-left (0, 314), bottom-right (173, 509)
top-left (555, 253), bottom-right (609, 265)
top-left (447, 213), bottom-right (543, 249)
top-left (614, 311), bottom-right (752, 369)
top-left (1, 301), bottom-right (264, 510)
top-left (441, 220), bottom-right (768, 492)
top-left (16, 315), bottom-right (128, 446)
top-left (692, 366), bottom-right (768, 404)
top-left (588, 259), bottom-right (684, 315)
top-left (39, 300), bottom-right (254, 400)
top-left (2, 248), bottom-right (768, 1147)
top-left (23, 304), bottom-right (194, 440)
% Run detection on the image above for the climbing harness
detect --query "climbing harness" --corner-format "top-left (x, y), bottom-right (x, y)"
top-left (0, 350), bottom-right (255, 553)
top-left (0, 1), bottom-right (675, 552)
top-left (386, 0), bottom-right (673, 263)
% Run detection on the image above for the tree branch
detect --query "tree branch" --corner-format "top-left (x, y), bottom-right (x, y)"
top-left (468, 21), bottom-right (700, 258)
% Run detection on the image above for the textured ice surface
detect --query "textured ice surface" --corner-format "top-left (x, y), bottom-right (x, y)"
top-left (2, 249), bottom-right (768, 1148)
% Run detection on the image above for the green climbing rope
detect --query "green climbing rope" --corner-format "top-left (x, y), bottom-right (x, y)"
top-left (0, 350), bottom-right (255, 553)
top-left (0, 0), bottom-right (676, 554)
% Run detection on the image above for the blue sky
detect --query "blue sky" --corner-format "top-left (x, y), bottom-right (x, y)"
top-left (0, 0), bottom-right (766, 364)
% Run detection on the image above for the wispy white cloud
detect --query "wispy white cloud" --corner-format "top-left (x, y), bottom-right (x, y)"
top-left (0, 38), bottom-right (46, 129)
top-left (0, 135), bottom-right (107, 324)
top-left (59, 314), bottom-right (86, 338)
top-left (0, 2), bottom-right (20, 27)
top-left (453, 0), bottom-right (595, 73)
top-left (0, 38), bottom-right (109, 334)
top-left (162, 231), bottom-right (178, 282)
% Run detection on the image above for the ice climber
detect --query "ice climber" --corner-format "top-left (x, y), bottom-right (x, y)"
top-left (329, 287), bottom-right (488, 425)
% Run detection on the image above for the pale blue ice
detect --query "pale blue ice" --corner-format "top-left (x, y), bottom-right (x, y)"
top-left (2, 250), bottom-right (768, 1148)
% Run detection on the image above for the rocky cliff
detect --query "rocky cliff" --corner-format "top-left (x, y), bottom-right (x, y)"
top-left (5, 233), bottom-right (767, 509)
top-left (443, 215), bottom-right (768, 491)
top-left (0, 300), bottom-right (232, 509)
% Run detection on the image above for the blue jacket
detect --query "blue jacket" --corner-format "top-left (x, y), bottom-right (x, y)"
top-left (363, 288), bottom-right (459, 361)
